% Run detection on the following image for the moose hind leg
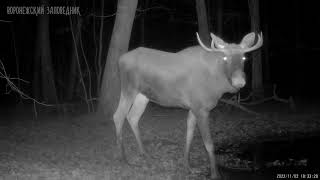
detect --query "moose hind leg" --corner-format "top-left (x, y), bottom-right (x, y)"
top-left (113, 93), bottom-right (135, 162)
top-left (127, 93), bottom-right (149, 155)
top-left (195, 109), bottom-right (220, 179)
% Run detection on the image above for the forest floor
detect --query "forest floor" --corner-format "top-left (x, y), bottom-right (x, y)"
top-left (0, 100), bottom-right (320, 180)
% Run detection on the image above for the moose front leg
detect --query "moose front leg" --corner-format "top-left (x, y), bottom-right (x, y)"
top-left (196, 109), bottom-right (220, 180)
top-left (184, 110), bottom-right (197, 171)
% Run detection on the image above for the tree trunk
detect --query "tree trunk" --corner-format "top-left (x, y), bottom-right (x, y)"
top-left (294, 0), bottom-right (302, 101)
top-left (195, 0), bottom-right (210, 46)
top-left (263, 22), bottom-right (270, 83)
top-left (99, 0), bottom-right (138, 118)
top-left (207, 0), bottom-right (212, 31)
top-left (248, 0), bottom-right (264, 99)
top-left (140, 0), bottom-right (149, 46)
top-left (33, 0), bottom-right (58, 105)
top-left (33, 43), bottom-right (41, 101)
top-left (216, 0), bottom-right (223, 36)
top-left (96, 0), bottom-right (105, 94)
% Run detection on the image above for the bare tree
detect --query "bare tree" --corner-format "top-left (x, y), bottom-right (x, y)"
top-left (33, 0), bottom-right (58, 105)
top-left (195, 0), bottom-right (210, 46)
top-left (66, 16), bottom-right (82, 101)
top-left (248, 0), bottom-right (264, 99)
top-left (99, 0), bottom-right (138, 117)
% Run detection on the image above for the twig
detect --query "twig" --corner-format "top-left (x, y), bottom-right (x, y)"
top-left (136, 6), bottom-right (171, 13)
top-left (0, 59), bottom-right (53, 107)
top-left (87, 5), bottom-right (171, 20)
top-left (79, 22), bottom-right (94, 112)
top-left (0, 19), bottom-right (12, 23)
top-left (69, 15), bottom-right (90, 113)
top-left (88, 12), bottom-right (116, 19)
top-left (239, 92), bottom-right (252, 102)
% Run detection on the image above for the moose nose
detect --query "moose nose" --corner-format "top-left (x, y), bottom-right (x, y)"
top-left (231, 71), bottom-right (246, 89)
top-left (232, 77), bottom-right (246, 88)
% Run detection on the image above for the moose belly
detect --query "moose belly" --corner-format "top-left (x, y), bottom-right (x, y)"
top-left (140, 84), bottom-right (188, 109)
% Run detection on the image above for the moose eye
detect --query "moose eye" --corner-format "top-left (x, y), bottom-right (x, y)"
top-left (223, 56), bottom-right (228, 61)
top-left (242, 56), bottom-right (246, 61)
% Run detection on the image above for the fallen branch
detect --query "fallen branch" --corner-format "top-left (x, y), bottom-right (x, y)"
top-left (240, 84), bottom-right (296, 110)
top-left (220, 98), bottom-right (261, 116)
top-left (219, 84), bottom-right (296, 116)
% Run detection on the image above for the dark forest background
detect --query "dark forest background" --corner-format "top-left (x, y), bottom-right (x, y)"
top-left (0, 0), bottom-right (319, 111)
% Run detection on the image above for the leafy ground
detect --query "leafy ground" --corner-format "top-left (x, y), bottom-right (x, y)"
top-left (0, 101), bottom-right (319, 180)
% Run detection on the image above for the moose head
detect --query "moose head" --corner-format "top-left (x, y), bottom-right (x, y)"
top-left (197, 32), bottom-right (263, 90)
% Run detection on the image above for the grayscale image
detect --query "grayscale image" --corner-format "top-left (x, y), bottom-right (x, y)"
top-left (0, 0), bottom-right (319, 179)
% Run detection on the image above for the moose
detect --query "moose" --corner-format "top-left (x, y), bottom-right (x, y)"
top-left (113, 32), bottom-right (263, 179)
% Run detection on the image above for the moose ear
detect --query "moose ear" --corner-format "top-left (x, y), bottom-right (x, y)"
top-left (240, 32), bottom-right (256, 48)
top-left (210, 33), bottom-right (227, 48)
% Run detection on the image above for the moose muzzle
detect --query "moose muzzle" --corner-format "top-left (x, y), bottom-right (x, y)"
top-left (231, 70), bottom-right (246, 89)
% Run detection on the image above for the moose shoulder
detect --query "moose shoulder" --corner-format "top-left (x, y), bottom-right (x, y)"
top-left (113, 32), bottom-right (263, 179)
